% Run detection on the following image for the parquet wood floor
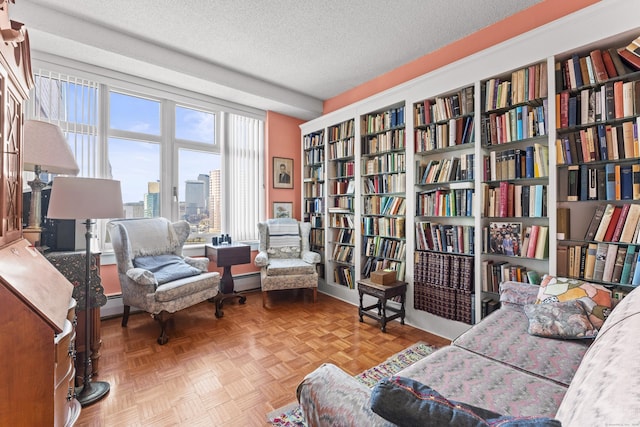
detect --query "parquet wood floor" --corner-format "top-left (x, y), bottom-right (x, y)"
top-left (76, 289), bottom-right (450, 426)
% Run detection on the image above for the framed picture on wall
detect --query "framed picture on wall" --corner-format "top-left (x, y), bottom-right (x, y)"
top-left (273, 157), bottom-right (294, 189)
top-left (273, 202), bottom-right (293, 218)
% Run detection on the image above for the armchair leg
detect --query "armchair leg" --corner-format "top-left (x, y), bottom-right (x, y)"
top-left (312, 288), bottom-right (317, 303)
top-left (262, 291), bottom-right (268, 308)
top-left (154, 310), bottom-right (171, 345)
top-left (122, 305), bottom-right (131, 327)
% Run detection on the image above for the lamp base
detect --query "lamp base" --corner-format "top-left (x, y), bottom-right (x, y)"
top-left (76, 380), bottom-right (110, 407)
top-left (22, 228), bottom-right (41, 246)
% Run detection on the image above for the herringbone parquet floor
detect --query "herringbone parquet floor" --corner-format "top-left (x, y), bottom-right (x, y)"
top-left (76, 289), bottom-right (450, 426)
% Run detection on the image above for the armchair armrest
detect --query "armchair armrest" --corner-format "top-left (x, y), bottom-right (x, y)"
top-left (126, 267), bottom-right (158, 287)
top-left (255, 250), bottom-right (269, 267)
top-left (301, 250), bottom-right (321, 265)
top-left (183, 256), bottom-right (209, 272)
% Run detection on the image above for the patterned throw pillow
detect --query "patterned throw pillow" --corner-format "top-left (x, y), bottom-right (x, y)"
top-left (370, 376), bottom-right (561, 427)
top-left (536, 276), bottom-right (612, 329)
top-left (524, 300), bottom-right (597, 339)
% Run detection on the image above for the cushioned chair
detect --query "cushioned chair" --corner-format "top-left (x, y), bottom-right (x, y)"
top-left (108, 217), bottom-right (221, 344)
top-left (255, 218), bottom-right (320, 307)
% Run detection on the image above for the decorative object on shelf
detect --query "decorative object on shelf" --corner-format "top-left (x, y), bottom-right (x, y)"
top-left (22, 120), bottom-right (80, 246)
top-left (273, 156), bottom-right (293, 189)
top-left (272, 201), bottom-right (293, 218)
top-left (47, 176), bottom-right (124, 407)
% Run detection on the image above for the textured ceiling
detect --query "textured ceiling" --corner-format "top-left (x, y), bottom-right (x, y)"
top-left (12, 0), bottom-right (542, 119)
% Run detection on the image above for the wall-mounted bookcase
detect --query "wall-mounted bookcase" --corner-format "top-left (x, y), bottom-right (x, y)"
top-left (479, 61), bottom-right (551, 317)
top-left (413, 86), bottom-right (476, 324)
top-left (303, 129), bottom-right (326, 279)
top-left (555, 40), bottom-right (640, 298)
top-left (360, 104), bottom-right (407, 282)
top-left (327, 119), bottom-right (356, 288)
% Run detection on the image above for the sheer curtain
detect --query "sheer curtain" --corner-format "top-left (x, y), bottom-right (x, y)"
top-left (225, 112), bottom-right (264, 241)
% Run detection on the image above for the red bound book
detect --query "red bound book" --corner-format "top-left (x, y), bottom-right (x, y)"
top-left (618, 49), bottom-right (640, 71)
top-left (611, 204), bottom-right (631, 242)
top-left (602, 49), bottom-right (618, 78)
top-left (527, 225), bottom-right (540, 258)
top-left (603, 205), bottom-right (622, 242)
top-left (589, 49), bottom-right (609, 83)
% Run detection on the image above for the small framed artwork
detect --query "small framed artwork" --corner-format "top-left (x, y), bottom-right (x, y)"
top-left (273, 157), bottom-right (294, 189)
top-left (273, 202), bottom-right (293, 219)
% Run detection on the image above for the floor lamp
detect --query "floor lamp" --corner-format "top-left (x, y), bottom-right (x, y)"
top-left (47, 176), bottom-right (123, 406)
top-left (23, 120), bottom-right (80, 246)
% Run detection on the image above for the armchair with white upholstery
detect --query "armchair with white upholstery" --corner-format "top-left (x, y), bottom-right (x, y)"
top-left (255, 218), bottom-right (320, 307)
top-left (108, 217), bottom-right (221, 344)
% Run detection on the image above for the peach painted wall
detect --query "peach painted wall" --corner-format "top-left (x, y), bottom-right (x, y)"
top-left (323, 0), bottom-right (601, 114)
top-left (265, 110), bottom-right (305, 219)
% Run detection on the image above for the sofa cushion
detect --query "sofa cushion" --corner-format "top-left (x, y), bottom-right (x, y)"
top-left (536, 276), bottom-right (612, 329)
top-left (524, 300), bottom-right (597, 339)
top-left (265, 258), bottom-right (316, 276)
top-left (370, 376), bottom-right (561, 427)
top-left (133, 254), bottom-right (202, 285)
top-left (453, 305), bottom-right (590, 386)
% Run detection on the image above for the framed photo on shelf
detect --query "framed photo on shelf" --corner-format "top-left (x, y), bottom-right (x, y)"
top-left (273, 202), bottom-right (293, 219)
top-left (273, 157), bottom-right (293, 189)
top-left (488, 222), bottom-right (522, 256)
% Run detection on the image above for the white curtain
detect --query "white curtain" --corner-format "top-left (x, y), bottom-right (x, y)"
top-left (225, 112), bottom-right (264, 241)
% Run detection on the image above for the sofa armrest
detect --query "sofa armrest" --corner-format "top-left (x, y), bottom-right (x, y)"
top-left (499, 280), bottom-right (539, 306)
top-left (296, 363), bottom-right (393, 427)
top-left (183, 256), bottom-right (209, 272)
top-left (254, 250), bottom-right (269, 267)
top-left (301, 250), bottom-right (321, 265)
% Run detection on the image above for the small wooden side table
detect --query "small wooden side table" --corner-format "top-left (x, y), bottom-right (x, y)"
top-left (205, 243), bottom-right (250, 316)
top-left (357, 278), bottom-right (407, 332)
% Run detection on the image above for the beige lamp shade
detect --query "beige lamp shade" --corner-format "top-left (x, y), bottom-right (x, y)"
top-left (23, 120), bottom-right (80, 175)
top-left (48, 176), bottom-right (124, 220)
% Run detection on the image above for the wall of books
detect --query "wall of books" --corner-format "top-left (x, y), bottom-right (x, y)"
top-left (300, 0), bottom-right (640, 340)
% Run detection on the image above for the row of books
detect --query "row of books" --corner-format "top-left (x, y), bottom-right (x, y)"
top-left (333, 228), bottom-right (354, 245)
top-left (304, 197), bottom-right (324, 213)
top-left (304, 146), bottom-right (325, 165)
top-left (584, 204), bottom-right (640, 244)
top-left (558, 243), bottom-right (640, 286)
top-left (567, 163), bottom-right (640, 202)
top-left (555, 46), bottom-right (636, 92)
top-left (303, 131), bottom-right (324, 149)
top-left (362, 216), bottom-right (405, 238)
top-left (329, 179), bottom-right (354, 196)
top-left (362, 107), bottom-right (405, 134)
top-left (362, 172), bottom-right (406, 194)
top-left (417, 154), bottom-right (475, 185)
top-left (362, 236), bottom-right (406, 261)
top-left (328, 120), bottom-right (354, 143)
top-left (310, 229), bottom-right (324, 247)
top-left (303, 163), bottom-right (324, 181)
top-left (328, 212), bottom-right (354, 228)
top-left (333, 265), bottom-right (354, 289)
top-left (331, 244), bottom-right (353, 264)
top-left (414, 251), bottom-right (473, 324)
top-left (362, 151), bottom-right (406, 175)
top-left (362, 258), bottom-right (406, 282)
top-left (328, 137), bottom-right (355, 160)
top-left (363, 195), bottom-right (406, 216)
top-left (307, 215), bottom-right (323, 228)
top-left (416, 188), bottom-right (474, 218)
top-left (557, 119), bottom-right (640, 165)
top-left (361, 129), bottom-right (405, 155)
top-left (303, 182), bottom-right (324, 199)
top-left (414, 86), bottom-right (474, 125)
top-left (414, 116), bottom-right (475, 151)
top-left (328, 196), bottom-right (354, 211)
top-left (482, 223), bottom-right (548, 259)
top-left (557, 81), bottom-right (640, 131)
top-left (482, 183), bottom-right (547, 218)
top-left (329, 161), bottom-right (354, 179)
top-left (484, 62), bottom-right (548, 111)
top-left (484, 143), bottom-right (549, 181)
top-left (482, 102), bottom-right (548, 146)
top-left (415, 222), bottom-right (474, 255)
top-left (481, 260), bottom-right (539, 293)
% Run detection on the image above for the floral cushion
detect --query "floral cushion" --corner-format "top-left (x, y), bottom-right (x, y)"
top-left (524, 300), bottom-right (597, 339)
top-left (370, 376), bottom-right (561, 427)
top-left (536, 276), bottom-right (612, 329)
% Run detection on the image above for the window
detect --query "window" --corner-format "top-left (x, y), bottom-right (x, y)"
top-left (26, 69), bottom-right (264, 248)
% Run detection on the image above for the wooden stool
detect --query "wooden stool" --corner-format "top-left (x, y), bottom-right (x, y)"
top-left (357, 279), bottom-right (407, 332)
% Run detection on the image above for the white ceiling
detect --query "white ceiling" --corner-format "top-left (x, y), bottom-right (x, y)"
top-left (12, 0), bottom-right (542, 120)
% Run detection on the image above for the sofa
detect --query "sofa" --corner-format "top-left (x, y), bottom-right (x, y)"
top-left (297, 279), bottom-right (640, 426)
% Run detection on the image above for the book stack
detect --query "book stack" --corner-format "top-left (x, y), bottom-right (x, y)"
top-left (484, 143), bottom-right (549, 181)
top-left (565, 163), bottom-right (640, 202)
top-left (482, 183), bottom-right (547, 218)
top-left (481, 260), bottom-right (536, 293)
top-left (415, 221), bottom-right (474, 254)
top-left (482, 101), bottom-right (548, 146)
top-left (414, 86), bottom-right (474, 126)
top-left (417, 187), bottom-right (474, 217)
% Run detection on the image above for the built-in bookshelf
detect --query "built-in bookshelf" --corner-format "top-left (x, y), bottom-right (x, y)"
top-left (555, 39), bottom-right (640, 298)
top-left (360, 104), bottom-right (407, 282)
top-left (479, 61), bottom-right (550, 314)
top-left (327, 119), bottom-right (356, 288)
top-left (303, 129), bottom-right (326, 279)
top-left (413, 86), bottom-right (476, 324)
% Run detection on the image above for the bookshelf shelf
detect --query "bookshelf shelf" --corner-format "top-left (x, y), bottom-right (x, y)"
top-left (303, 129), bottom-right (326, 280)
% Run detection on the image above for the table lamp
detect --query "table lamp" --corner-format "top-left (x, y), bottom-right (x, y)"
top-left (23, 120), bottom-right (80, 246)
top-left (47, 176), bottom-right (123, 406)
